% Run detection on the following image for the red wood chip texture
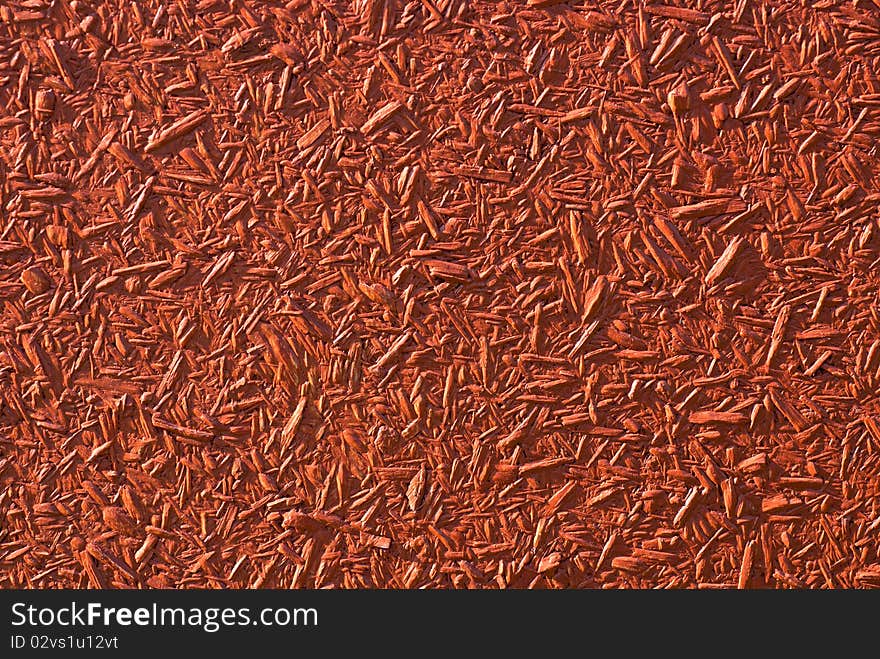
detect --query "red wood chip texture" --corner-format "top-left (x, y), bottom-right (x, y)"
top-left (1, 0), bottom-right (879, 590)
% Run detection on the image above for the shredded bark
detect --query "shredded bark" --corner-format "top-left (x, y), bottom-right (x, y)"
top-left (1, 0), bottom-right (879, 589)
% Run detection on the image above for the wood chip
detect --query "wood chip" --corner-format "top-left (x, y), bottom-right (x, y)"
top-left (0, 0), bottom-right (873, 591)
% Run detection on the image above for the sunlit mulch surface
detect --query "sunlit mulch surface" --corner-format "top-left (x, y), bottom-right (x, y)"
top-left (2, 0), bottom-right (880, 588)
